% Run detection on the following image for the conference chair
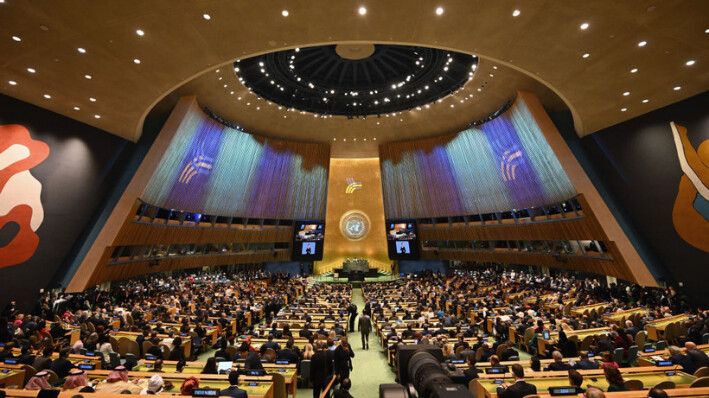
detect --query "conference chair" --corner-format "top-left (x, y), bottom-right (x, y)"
top-left (694, 367), bottom-right (709, 378)
top-left (702, 333), bottom-right (709, 344)
top-left (19, 364), bottom-right (36, 385)
top-left (624, 379), bottom-right (643, 391)
top-left (635, 331), bottom-right (646, 348)
top-left (109, 351), bottom-right (121, 369)
top-left (627, 345), bottom-right (639, 367)
top-left (652, 380), bottom-right (675, 390)
top-left (689, 376), bottom-right (709, 388)
top-left (613, 348), bottom-right (624, 367)
top-left (656, 340), bottom-right (667, 351)
top-left (45, 369), bottom-right (59, 386)
top-left (124, 353), bottom-right (138, 370)
top-left (299, 359), bottom-right (311, 387)
top-left (271, 372), bottom-right (287, 398)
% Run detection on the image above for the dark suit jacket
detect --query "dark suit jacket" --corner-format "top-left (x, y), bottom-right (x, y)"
top-left (687, 349), bottom-right (709, 368)
top-left (245, 351), bottom-right (264, 370)
top-left (669, 354), bottom-right (698, 375)
top-left (50, 357), bottom-right (75, 379)
top-left (358, 315), bottom-right (372, 334)
top-left (500, 348), bottom-right (519, 362)
top-left (574, 359), bottom-right (600, 370)
top-left (497, 380), bottom-right (537, 398)
top-left (277, 348), bottom-right (299, 363)
top-left (219, 385), bottom-right (248, 398)
top-left (310, 350), bottom-right (333, 386)
top-left (546, 361), bottom-right (573, 371)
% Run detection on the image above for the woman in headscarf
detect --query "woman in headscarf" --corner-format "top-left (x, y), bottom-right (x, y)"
top-left (25, 371), bottom-right (52, 390)
top-left (62, 369), bottom-right (89, 391)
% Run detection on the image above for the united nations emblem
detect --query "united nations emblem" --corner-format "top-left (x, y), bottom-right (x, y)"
top-left (339, 210), bottom-right (370, 241)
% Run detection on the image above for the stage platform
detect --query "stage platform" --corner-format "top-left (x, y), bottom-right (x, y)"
top-left (313, 271), bottom-right (398, 284)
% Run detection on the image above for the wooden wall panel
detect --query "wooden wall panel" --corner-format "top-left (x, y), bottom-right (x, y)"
top-left (115, 223), bottom-right (292, 246)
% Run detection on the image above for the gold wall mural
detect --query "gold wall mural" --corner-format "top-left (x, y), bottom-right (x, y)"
top-left (670, 122), bottom-right (709, 253)
top-left (316, 157), bottom-right (390, 274)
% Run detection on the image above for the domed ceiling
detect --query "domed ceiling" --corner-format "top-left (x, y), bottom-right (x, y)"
top-left (235, 44), bottom-right (478, 117)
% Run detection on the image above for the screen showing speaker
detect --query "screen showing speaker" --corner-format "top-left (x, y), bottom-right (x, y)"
top-left (386, 220), bottom-right (420, 260)
top-left (292, 221), bottom-right (325, 260)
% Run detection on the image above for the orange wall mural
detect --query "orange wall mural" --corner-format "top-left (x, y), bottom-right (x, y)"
top-left (316, 157), bottom-right (390, 274)
top-left (670, 122), bottom-right (709, 253)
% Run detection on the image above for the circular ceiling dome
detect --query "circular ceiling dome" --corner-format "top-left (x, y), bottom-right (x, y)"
top-left (235, 44), bottom-right (478, 117)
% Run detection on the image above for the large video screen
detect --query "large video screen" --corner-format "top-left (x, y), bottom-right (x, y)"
top-left (292, 221), bottom-right (325, 261)
top-left (386, 220), bottom-right (420, 260)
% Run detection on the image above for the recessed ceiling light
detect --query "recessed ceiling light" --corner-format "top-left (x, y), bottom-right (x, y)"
top-left (281, 10), bottom-right (289, 16)
top-left (43, 94), bottom-right (51, 99)
top-left (354, 138), bottom-right (357, 141)
top-left (133, 58), bottom-right (141, 64)
top-left (27, 67), bottom-right (36, 73)
top-left (686, 60), bottom-right (695, 66)
top-left (580, 23), bottom-right (589, 30)
top-left (84, 74), bottom-right (91, 79)
top-left (674, 86), bottom-right (681, 91)
top-left (89, 97), bottom-right (96, 102)
top-left (638, 41), bottom-right (647, 47)
top-left (333, 138), bottom-right (336, 141)
top-left (77, 47), bottom-right (86, 53)
top-left (94, 114), bottom-right (101, 119)
top-left (8, 80), bottom-right (16, 85)
top-left (705, 28), bottom-right (709, 34)
top-left (493, 66), bottom-right (497, 69)
top-left (512, 9), bottom-right (521, 17)
top-left (642, 99), bottom-right (649, 103)
top-left (203, 14), bottom-right (211, 20)
top-left (358, 6), bottom-right (367, 15)
top-left (136, 29), bottom-right (144, 36)
top-left (630, 68), bottom-right (638, 73)
top-left (582, 53), bottom-right (590, 58)
top-left (623, 91), bottom-right (630, 96)
top-left (12, 36), bottom-right (21, 42)
top-left (73, 106), bottom-right (80, 110)
top-left (435, 7), bottom-right (444, 15)
top-left (373, 137), bottom-right (376, 140)
top-left (343, 138), bottom-right (346, 142)
top-left (620, 108), bottom-right (627, 112)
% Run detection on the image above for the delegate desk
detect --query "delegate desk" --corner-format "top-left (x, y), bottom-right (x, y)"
top-left (636, 343), bottom-right (709, 367)
top-left (645, 314), bottom-right (691, 341)
top-left (133, 360), bottom-right (297, 397)
top-left (0, 368), bottom-right (25, 388)
top-left (64, 369), bottom-right (273, 398)
top-left (603, 308), bottom-right (649, 325)
top-left (537, 327), bottom-right (611, 355)
top-left (472, 367), bottom-right (696, 398)
top-left (570, 302), bottom-right (608, 316)
top-left (110, 331), bottom-right (191, 358)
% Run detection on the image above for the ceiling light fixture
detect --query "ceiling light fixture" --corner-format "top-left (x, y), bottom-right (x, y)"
top-left (620, 108), bottom-right (627, 112)
top-left (435, 7), bottom-right (443, 15)
top-left (84, 74), bottom-right (91, 79)
top-left (580, 22), bottom-right (589, 30)
top-left (136, 29), bottom-right (144, 36)
top-left (583, 53), bottom-right (590, 58)
top-left (282, 10), bottom-right (289, 16)
top-left (12, 35), bottom-right (21, 41)
top-left (133, 59), bottom-right (141, 64)
top-left (673, 86), bottom-right (681, 91)
top-left (685, 60), bottom-right (695, 66)
top-left (89, 97), bottom-right (96, 102)
top-left (630, 68), bottom-right (638, 73)
top-left (623, 91), bottom-right (630, 96)
top-left (358, 6), bottom-right (367, 15)
top-left (73, 106), bottom-right (80, 110)
top-left (203, 14), bottom-right (211, 20)
top-left (512, 9), bottom-right (521, 17)
top-left (77, 47), bottom-right (86, 53)
top-left (642, 99), bottom-right (649, 103)
top-left (94, 114), bottom-right (101, 119)
top-left (638, 41), bottom-right (647, 47)
top-left (8, 80), bottom-right (17, 85)
top-left (43, 94), bottom-right (51, 99)
top-left (27, 67), bottom-right (36, 73)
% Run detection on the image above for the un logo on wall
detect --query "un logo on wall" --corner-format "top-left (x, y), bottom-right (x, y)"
top-left (339, 210), bottom-right (370, 241)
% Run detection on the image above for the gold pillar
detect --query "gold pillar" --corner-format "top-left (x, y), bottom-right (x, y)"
top-left (315, 157), bottom-right (390, 274)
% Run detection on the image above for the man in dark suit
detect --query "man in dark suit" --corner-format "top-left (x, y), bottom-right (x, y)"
top-left (358, 312), bottom-right (372, 350)
top-left (573, 351), bottom-right (600, 370)
top-left (347, 303), bottom-right (358, 332)
top-left (49, 347), bottom-right (75, 379)
top-left (277, 340), bottom-right (300, 364)
top-left (463, 354), bottom-right (479, 384)
top-left (545, 351), bottom-right (573, 371)
top-left (685, 342), bottom-right (709, 368)
top-left (496, 364), bottom-right (537, 398)
top-left (219, 370), bottom-right (247, 398)
top-left (668, 345), bottom-right (698, 375)
top-left (238, 343), bottom-right (264, 370)
top-left (311, 341), bottom-right (334, 398)
top-left (624, 320), bottom-right (640, 338)
top-left (500, 341), bottom-right (519, 361)
top-left (259, 335), bottom-right (281, 355)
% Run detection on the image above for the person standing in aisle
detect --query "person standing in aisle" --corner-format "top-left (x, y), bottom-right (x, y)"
top-left (358, 310), bottom-right (371, 349)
